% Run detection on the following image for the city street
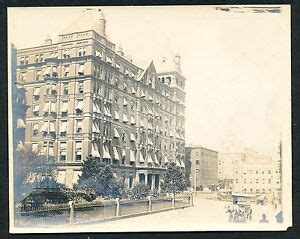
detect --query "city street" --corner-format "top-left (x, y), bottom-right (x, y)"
top-left (75, 196), bottom-right (277, 231)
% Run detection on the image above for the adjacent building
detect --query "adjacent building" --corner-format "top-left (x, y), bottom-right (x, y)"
top-left (185, 146), bottom-right (218, 189)
top-left (218, 148), bottom-right (275, 199)
top-left (15, 10), bottom-right (186, 189)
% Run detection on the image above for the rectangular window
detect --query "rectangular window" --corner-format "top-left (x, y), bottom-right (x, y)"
top-left (32, 123), bottom-right (39, 136)
top-left (63, 83), bottom-right (69, 95)
top-left (78, 47), bottom-right (86, 57)
top-left (78, 63), bottom-right (85, 76)
top-left (60, 120), bottom-right (68, 136)
top-left (64, 65), bottom-right (70, 77)
top-left (75, 141), bottom-right (82, 161)
top-left (35, 70), bottom-right (41, 81)
top-left (33, 87), bottom-right (40, 101)
top-left (33, 104), bottom-right (40, 116)
top-left (49, 141), bottom-right (54, 156)
top-left (78, 81), bottom-right (84, 94)
top-left (60, 142), bottom-right (67, 161)
top-left (75, 119), bottom-right (83, 133)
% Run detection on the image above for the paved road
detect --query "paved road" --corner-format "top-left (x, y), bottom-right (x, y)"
top-left (73, 196), bottom-right (278, 232)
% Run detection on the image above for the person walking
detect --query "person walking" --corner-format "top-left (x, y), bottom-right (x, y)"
top-left (259, 213), bottom-right (269, 223)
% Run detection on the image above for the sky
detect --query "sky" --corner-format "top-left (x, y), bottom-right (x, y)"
top-left (8, 6), bottom-right (291, 156)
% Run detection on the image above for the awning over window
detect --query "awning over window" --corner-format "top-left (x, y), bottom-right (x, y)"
top-left (33, 105), bottom-right (39, 112)
top-left (139, 151), bottom-right (145, 163)
top-left (17, 118), bottom-right (26, 128)
top-left (106, 56), bottom-right (112, 64)
top-left (52, 66), bottom-right (58, 76)
top-left (43, 67), bottom-right (51, 76)
top-left (114, 128), bottom-right (120, 138)
top-left (164, 155), bottom-right (169, 164)
top-left (123, 114), bottom-right (128, 123)
top-left (33, 88), bottom-right (40, 96)
top-left (147, 137), bottom-right (153, 146)
top-left (154, 154), bottom-right (160, 165)
top-left (51, 84), bottom-right (57, 91)
top-left (75, 101), bottom-right (84, 111)
top-left (140, 119), bottom-right (144, 128)
top-left (130, 150), bottom-right (135, 162)
top-left (61, 102), bottom-right (68, 113)
top-left (91, 142), bottom-right (100, 158)
top-left (50, 102), bottom-right (56, 113)
top-left (43, 102), bottom-right (50, 112)
top-left (49, 122), bottom-right (55, 133)
top-left (113, 147), bottom-right (120, 160)
top-left (131, 87), bottom-right (136, 94)
top-left (49, 147), bottom-right (54, 156)
top-left (130, 116), bottom-right (136, 125)
top-left (114, 110), bottom-right (120, 120)
top-left (93, 102), bottom-right (99, 113)
top-left (60, 121), bottom-right (67, 133)
top-left (92, 121), bottom-right (100, 133)
top-left (122, 148), bottom-right (126, 157)
top-left (130, 133), bottom-right (136, 141)
top-left (78, 64), bottom-right (85, 74)
top-left (123, 98), bottom-right (128, 106)
top-left (148, 108), bottom-right (153, 115)
top-left (95, 50), bottom-right (102, 58)
top-left (103, 145), bottom-right (111, 159)
top-left (147, 152), bottom-right (153, 164)
top-left (40, 122), bottom-right (49, 133)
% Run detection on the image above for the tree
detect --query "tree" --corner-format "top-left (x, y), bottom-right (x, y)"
top-left (161, 162), bottom-right (186, 197)
top-left (78, 155), bottom-right (101, 180)
top-left (184, 159), bottom-right (191, 188)
top-left (129, 183), bottom-right (150, 200)
top-left (14, 147), bottom-right (58, 201)
top-left (77, 156), bottom-right (125, 198)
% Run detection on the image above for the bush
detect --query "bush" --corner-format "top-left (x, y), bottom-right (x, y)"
top-left (129, 183), bottom-right (150, 200)
top-left (108, 178), bottom-right (126, 199)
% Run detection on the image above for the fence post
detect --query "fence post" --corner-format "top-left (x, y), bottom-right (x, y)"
top-left (190, 193), bottom-right (194, 206)
top-left (148, 196), bottom-right (152, 214)
top-left (172, 194), bottom-right (175, 210)
top-left (115, 198), bottom-right (120, 218)
top-left (68, 200), bottom-right (74, 224)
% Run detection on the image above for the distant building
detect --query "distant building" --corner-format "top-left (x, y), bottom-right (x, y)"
top-left (185, 146), bottom-right (218, 189)
top-left (14, 9), bottom-right (186, 189)
top-left (218, 148), bottom-right (275, 199)
top-left (11, 43), bottom-right (28, 152)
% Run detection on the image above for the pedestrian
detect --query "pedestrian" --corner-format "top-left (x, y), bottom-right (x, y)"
top-left (249, 208), bottom-right (252, 221)
top-left (68, 200), bottom-right (75, 223)
top-left (259, 213), bottom-right (269, 223)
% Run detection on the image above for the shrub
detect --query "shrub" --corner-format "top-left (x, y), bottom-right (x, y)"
top-left (129, 183), bottom-right (150, 200)
top-left (108, 178), bottom-right (126, 199)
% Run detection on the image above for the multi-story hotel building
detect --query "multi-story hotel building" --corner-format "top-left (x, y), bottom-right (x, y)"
top-left (15, 10), bottom-right (185, 189)
top-left (185, 146), bottom-right (218, 189)
top-left (218, 148), bottom-right (275, 200)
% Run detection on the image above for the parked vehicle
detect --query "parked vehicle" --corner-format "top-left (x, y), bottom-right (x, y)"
top-left (227, 193), bottom-right (255, 223)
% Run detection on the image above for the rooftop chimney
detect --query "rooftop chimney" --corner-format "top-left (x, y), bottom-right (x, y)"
top-left (44, 35), bottom-right (52, 45)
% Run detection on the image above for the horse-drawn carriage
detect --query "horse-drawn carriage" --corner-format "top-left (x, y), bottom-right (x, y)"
top-left (226, 193), bottom-right (254, 223)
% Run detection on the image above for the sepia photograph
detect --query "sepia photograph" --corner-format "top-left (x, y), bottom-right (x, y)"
top-left (7, 5), bottom-right (292, 233)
